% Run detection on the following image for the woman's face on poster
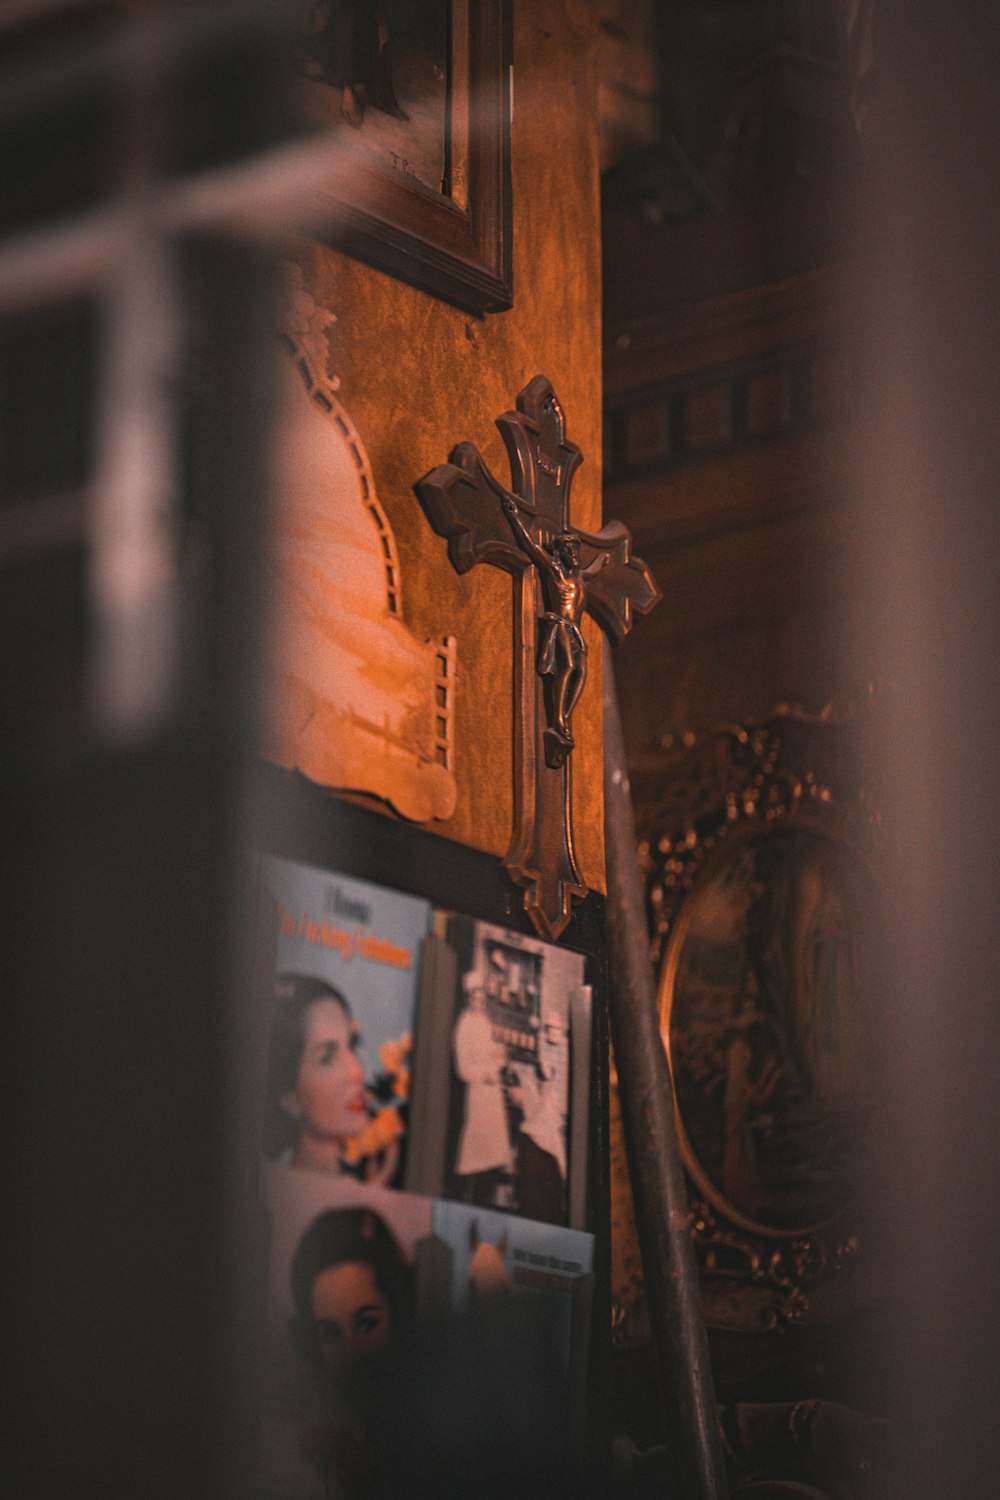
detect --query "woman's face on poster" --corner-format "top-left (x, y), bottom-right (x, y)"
top-left (287, 997), bottom-right (367, 1142)
top-left (311, 1260), bottom-right (391, 1376)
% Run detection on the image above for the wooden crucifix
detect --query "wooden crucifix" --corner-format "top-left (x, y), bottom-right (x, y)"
top-left (416, 376), bottom-right (659, 941)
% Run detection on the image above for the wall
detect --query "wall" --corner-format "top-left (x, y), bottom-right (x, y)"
top-left (601, 174), bottom-right (873, 1402)
top-left (288, 0), bottom-right (606, 892)
top-left (604, 256), bottom-right (872, 825)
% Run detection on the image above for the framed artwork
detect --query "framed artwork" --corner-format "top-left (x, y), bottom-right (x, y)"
top-left (634, 706), bottom-right (886, 1338)
top-left (661, 825), bottom-right (879, 1238)
top-left (300, 0), bottom-right (513, 314)
top-left (405, 912), bottom-right (593, 1232)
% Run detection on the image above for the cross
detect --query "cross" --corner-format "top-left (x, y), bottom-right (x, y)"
top-left (416, 376), bottom-right (659, 942)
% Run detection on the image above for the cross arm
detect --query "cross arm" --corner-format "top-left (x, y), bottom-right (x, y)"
top-left (415, 441), bottom-right (530, 576)
top-left (577, 519), bottom-right (661, 644)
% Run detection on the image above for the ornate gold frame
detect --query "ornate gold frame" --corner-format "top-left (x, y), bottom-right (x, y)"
top-left (640, 704), bottom-right (887, 1332)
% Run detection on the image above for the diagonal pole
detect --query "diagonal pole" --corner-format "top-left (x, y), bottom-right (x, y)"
top-left (602, 649), bottom-right (729, 1500)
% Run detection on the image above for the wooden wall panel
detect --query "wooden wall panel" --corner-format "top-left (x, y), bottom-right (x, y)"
top-left (286, 0), bottom-right (606, 891)
top-left (604, 262), bottom-right (867, 794)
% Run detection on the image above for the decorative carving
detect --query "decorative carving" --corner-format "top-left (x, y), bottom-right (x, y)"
top-left (417, 376), bottom-right (659, 940)
top-left (643, 706), bottom-right (887, 971)
top-left (687, 1194), bottom-right (860, 1334)
top-left (266, 272), bottom-right (458, 823)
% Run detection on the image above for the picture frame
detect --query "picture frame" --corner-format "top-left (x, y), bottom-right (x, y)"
top-left (637, 706), bottom-right (885, 1336)
top-left (405, 911), bottom-right (594, 1233)
top-left (306, 0), bottom-right (513, 315)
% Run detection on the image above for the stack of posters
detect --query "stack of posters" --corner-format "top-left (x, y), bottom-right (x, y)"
top-left (256, 855), bottom-right (595, 1499)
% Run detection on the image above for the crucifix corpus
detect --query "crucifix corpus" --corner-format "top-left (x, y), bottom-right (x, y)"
top-left (416, 376), bottom-right (660, 942)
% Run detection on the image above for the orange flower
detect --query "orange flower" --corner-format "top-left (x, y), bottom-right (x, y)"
top-left (380, 1033), bottom-right (411, 1075)
top-left (341, 1106), bottom-right (404, 1167)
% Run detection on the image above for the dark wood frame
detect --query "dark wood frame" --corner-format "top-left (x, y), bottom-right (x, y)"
top-left (316, 0), bottom-right (513, 315)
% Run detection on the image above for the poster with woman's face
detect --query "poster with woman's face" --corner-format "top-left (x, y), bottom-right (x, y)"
top-left (260, 1165), bottom-right (434, 1500)
top-left (260, 855), bottom-right (431, 1188)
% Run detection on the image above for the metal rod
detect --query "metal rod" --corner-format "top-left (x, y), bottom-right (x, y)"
top-left (602, 647), bottom-right (729, 1500)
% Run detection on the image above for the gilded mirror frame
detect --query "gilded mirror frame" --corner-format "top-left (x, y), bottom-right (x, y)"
top-left (639, 705), bottom-right (887, 1333)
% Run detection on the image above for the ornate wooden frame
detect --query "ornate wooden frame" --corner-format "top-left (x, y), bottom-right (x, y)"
top-left (314, 0), bottom-right (513, 315)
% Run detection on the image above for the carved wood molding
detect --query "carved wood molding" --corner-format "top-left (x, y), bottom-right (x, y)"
top-left (605, 337), bottom-right (858, 490)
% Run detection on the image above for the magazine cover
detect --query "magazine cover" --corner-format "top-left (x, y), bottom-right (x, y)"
top-left (260, 1164), bottom-right (436, 1500)
top-left (430, 1200), bottom-right (593, 1331)
top-left (259, 1168), bottom-right (596, 1497)
top-left (428, 1199), bottom-right (595, 1452)
top-left (259, 856), bottom-right (431, 1189)
top-left (407, 913), bottom-right (591, 1228)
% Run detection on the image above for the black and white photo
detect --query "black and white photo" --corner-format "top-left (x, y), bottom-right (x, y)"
top-left (410, 914), bottom-right (591, 1228)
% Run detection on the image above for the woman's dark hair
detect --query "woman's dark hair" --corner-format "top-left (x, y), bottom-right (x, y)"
top-left (263, 972), bottom-right (353, 1157)
top-left (288, 1206), bottom-right (414, 1368)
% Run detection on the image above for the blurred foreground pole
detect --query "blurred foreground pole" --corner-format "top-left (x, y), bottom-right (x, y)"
top-left (853, 5), bottom-right (1000, 1498)
top-left (0, 7), bottom-right (334, 1498)
top-left (602, 649), bottom-right (728, 1500)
